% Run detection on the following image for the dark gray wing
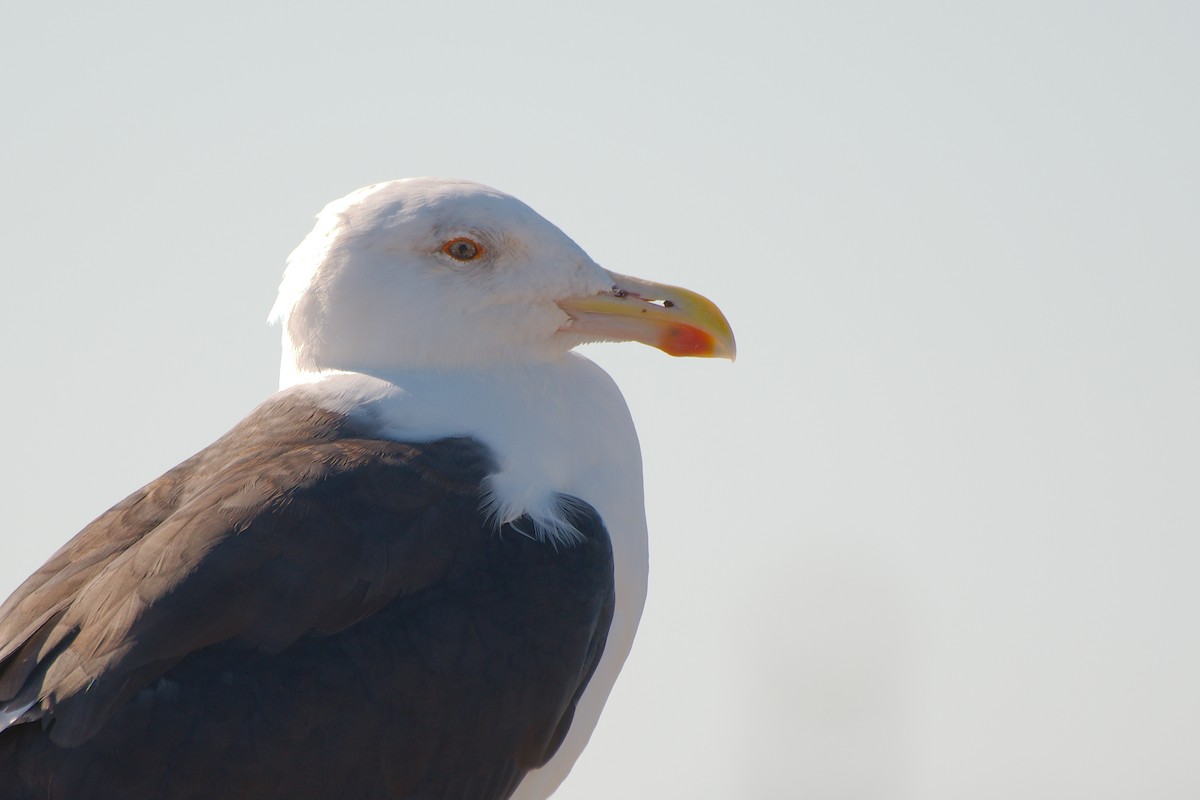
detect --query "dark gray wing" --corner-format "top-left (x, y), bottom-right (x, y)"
top-left (0, 395), bottom-right (614, 799)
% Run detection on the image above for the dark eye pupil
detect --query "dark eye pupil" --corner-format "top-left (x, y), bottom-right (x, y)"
top-left (449, 240), bottom-right (477, 260)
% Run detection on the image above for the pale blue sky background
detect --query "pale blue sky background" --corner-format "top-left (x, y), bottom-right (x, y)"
top-left (2, 2), bottom-right (1198, 798)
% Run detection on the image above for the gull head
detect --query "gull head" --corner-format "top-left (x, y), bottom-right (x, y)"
top-left (270, 178), bottom-right (735, 380)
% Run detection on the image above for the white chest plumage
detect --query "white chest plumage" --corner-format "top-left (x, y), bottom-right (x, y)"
top-left (286, 355), bottom-right (649, 799)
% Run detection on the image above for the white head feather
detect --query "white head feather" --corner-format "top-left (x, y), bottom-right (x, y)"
top-left (270, 177), bottom-right (614, 384)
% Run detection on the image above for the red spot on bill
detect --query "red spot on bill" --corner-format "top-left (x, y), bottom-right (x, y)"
top-left (659, 325), bottom-right (716, 357)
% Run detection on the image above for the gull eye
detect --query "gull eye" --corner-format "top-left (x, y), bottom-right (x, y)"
top-left (442, 237), bottom-right (483, 262)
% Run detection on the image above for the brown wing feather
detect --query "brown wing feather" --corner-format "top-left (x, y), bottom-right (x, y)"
top-left (0, 393), bottom-right (614, 799)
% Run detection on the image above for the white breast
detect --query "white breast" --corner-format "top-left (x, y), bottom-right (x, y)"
top-left (286, 354), bottom-right (649, 799)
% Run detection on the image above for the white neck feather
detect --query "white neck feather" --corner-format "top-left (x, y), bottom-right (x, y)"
top-left (282, 356), bottom-right (643, 541)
